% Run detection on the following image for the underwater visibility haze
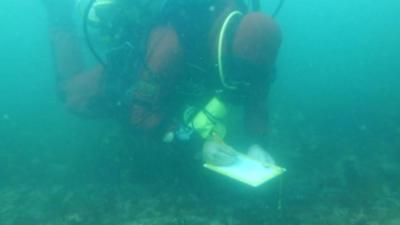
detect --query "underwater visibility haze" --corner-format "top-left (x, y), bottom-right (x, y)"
top-left (0, 0), bottom-right (399, 224)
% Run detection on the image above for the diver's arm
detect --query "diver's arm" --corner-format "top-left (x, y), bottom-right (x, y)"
top-left (43, 0), bottom-right (105, 115)
top-left (244, 87), bottom-right (269, 143)
top-left (232, 12), bottom-right (282, 144)
top-left (48, 26), bottom-right (86, 88)
top-left (44, 0), bottom-right (85, 83)
top-left (129, 25), bottom-right (184, 135)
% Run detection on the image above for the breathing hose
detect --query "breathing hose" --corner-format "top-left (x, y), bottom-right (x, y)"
top-left (217, 10), bottom-right (243, 90)
top-left (272, 0), bottom-right (286, 18)
top-left (250, 0), bottom-right (286, 18)
top-left (83, 0), bottom-right (106, 66)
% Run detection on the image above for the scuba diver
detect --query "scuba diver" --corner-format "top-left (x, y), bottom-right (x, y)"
top-left (42, 0), bottom-right (282, 166)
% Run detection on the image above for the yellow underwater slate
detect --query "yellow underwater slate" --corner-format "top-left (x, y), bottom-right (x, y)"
top-left (204, 153), bottom-right (286, 187)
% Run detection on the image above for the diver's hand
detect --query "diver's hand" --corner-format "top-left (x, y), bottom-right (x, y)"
top-left (202, 140), bottom-right (239, 166)
top-left (247, 144), bottom-right (276, 165)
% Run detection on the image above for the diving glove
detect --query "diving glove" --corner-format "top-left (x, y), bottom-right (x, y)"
top-left (247, 144), bottom-right (276, 165)
top-left (202, 139), bottom-right (239, 166)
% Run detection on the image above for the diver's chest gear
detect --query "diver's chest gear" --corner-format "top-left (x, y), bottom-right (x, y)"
top-left (100, 42), bottom-right (147, 115)
top-left (164, 95), bottom-right (228, 143)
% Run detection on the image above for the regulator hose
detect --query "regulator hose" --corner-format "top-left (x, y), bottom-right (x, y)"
top-left (272, 0), bottom-right (286, 18)
top-left (83, 0), bottom-right (106, 66)
top-left (250, 0), bottom-right (286, 18)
